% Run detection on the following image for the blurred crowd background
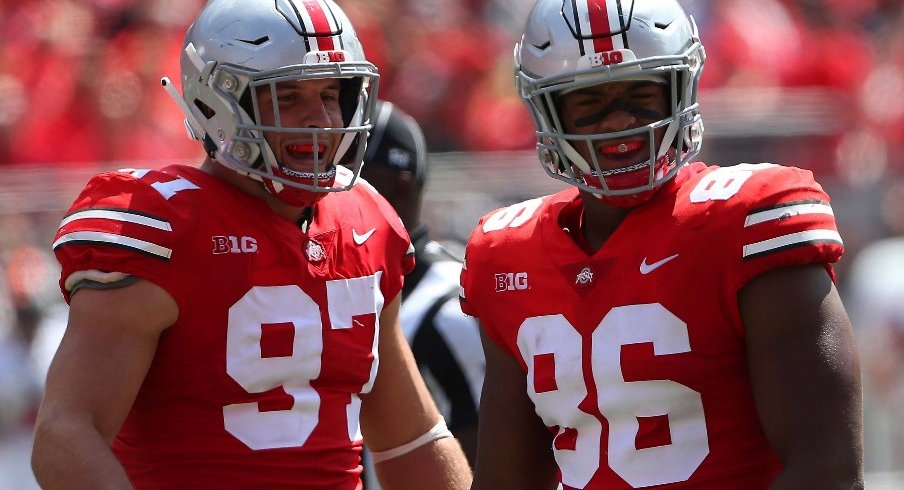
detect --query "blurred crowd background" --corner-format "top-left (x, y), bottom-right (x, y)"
top-left (1, 0), bottom-right (903, 487)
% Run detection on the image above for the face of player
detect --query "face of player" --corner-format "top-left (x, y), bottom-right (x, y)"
top-left (559, 80), bottom-right (670, 173)
top-left (255, 78), bottom-right (344, 176)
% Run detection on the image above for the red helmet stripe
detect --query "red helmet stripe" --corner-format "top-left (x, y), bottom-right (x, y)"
top-left (301, 0), bottom-right (335, 50)
top-left (587, 0), bottom-right (615, 53)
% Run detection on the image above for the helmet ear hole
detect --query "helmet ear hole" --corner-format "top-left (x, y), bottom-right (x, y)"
top-left (339, 78), bottom-right (364, 126)
top-left (338, 134), bottom-right (361, 165)
top-left (193, 99), bottom-right (217, 120)
top-left (669, 74), bottom-right (683, 151)
top-left (238, 89), bottom-right (255, 124)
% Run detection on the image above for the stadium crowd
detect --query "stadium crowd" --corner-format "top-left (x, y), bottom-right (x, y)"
top-left (1, 0), bottom-right (903, 159)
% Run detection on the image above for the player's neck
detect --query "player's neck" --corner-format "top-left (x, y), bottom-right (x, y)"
top-left (200, 158), bottom-right (309, 223)
top-left (579, 192), bottom-right (631, 252)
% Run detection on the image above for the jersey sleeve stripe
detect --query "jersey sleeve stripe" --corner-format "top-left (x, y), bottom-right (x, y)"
top-left (744, 201), bottom-right (833, 227)
top-left (60, 208), bottom-right (173, 231)
top-left (742, 229), bottom-right (843, 259)
top-left (53, 231), bottom-right (173, 259)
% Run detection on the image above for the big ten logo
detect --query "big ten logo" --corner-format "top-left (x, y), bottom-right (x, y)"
top-left (495, 272), bottom-right (529, 292)
top-left (212, 236), bottom-right (259, 254)
top-left (316, 51), bottom-right (346, 63)
top-left (589, 50), bottom-right (624, 67)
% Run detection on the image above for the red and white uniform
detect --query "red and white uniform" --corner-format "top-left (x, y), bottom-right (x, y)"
top-left (53, 165), bottom-right (413, 489)
top-left (460, 162), bottom-right (844, 489)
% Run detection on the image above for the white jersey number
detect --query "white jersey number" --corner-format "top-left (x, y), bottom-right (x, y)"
top-left (224, 277), bottom-right (383, 450)
top-left (482, 198), bottom-right (544, 233)
top-left (689, 163), bottom-right (775, 203)
top-left (518, 304), bottom-right (709, 488)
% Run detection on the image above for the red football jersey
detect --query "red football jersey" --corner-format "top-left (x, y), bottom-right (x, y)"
top-left (460, 162), bottom-right (844, 489)
top-left (53, 165), bottom-right (414, 489)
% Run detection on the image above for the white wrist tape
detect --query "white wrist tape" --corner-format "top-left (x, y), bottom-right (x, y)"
top-left (370, 417), bottom-right (453, 464)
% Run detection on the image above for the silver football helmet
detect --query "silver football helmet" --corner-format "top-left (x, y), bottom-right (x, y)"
top-left (163, 0), bottom-right (379, 207)
top-left (515, 0), bottom-right (705, 205)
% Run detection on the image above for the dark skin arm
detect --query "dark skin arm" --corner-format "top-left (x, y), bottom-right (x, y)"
top-left (454, 426), bottom-right (477, 469)
top-left (360, 295), bottom-right (471, 490)
top-left (740, 264), bottom-right (864, 489)
top-left (471, 326), bottom-right (558, 490)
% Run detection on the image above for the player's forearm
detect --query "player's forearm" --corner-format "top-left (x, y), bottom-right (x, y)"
top-left (768, 460), bottom-right (863, 490)
top-left (374, 437), bottom-right (472, 490)
top-left (451, 425), bottom-right (478, 468)
top-left (472, 447), bottom-right (559, 490)
top-left (32, 418), bottom-right (133, 490)
top-left (765, 394), bottom-right (864, 490)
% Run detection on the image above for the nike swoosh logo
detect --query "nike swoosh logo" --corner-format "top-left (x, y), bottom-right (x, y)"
top-left (639, 254), bottom-right (679, 274)
top-left (352, 228), bottom-right (376, 245)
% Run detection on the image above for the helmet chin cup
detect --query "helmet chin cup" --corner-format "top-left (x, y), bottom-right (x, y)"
top-left (579, 155), bottom-right (674, 207)
top-left (253, 138), bottom-right (339, 207)
top-left (262, 170), bottom-right (335, 207)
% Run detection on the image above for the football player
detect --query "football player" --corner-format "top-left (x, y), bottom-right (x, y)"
top-left (31, 1), bottom-right (471, 488)
top-left (461, 0), bottom-right (864, 488)
top-left (360, 100), bottom-right (485, 469)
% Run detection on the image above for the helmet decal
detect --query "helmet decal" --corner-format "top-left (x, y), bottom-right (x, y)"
top-left (568, 0), bottom-right (633, 54)
top-left (278, 0), bottom-right (342, 50)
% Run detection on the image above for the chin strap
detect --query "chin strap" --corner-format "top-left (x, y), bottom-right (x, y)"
top-left (296, 206), bottom-right (314, 234)
top-left (559, 138), bottom-right (592, 175)
top-left (658, 116), bottom-right (681, 161)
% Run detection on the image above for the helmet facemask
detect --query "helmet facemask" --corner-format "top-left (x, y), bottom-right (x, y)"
top-left (228, 65), bottom-right (378, 206)
top-left (166, 0), bottom-right (380, 208)
top-left (515, 0), bottom-right (706, 207)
